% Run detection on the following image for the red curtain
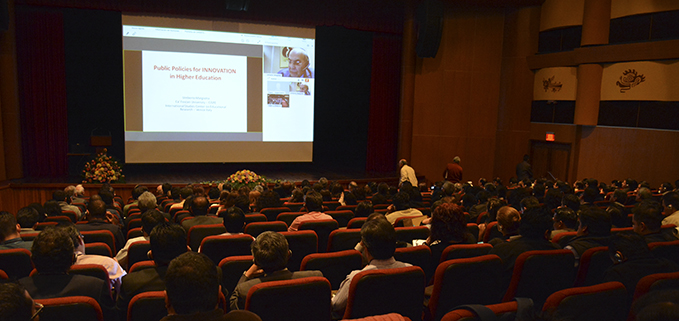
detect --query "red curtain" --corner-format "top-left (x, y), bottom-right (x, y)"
top-left (366, 33), bottom-right (402, 173)
top-left (15, 6), bottom-right (69, 178)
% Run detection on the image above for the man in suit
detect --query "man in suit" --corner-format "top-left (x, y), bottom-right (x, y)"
top-left (76, 199), bottom-right (125, 252)
top-left (230, 231), bottom-right (323, 310)
top-left (116, 223), bottom-right (189, 320)
top-left (181, 196), bottom-right (222, 232)
top-left (18, 227), bottom-right (115, 321)
top-left (0, 211), bottom-right (33, 251)
top-left (515, 154), bottom-right (533, 182)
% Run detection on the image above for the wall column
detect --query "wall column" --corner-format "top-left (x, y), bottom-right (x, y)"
top-left (398, 1), bottom-right (416, 164)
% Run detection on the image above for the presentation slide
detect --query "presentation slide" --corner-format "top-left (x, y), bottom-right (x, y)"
top-left (122, 16), bottom-right (315, 163)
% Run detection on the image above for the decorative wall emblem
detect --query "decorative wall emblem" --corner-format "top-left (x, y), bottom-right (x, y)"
top-left (616, 69), bottom-right (645, 93)
top-left (542, 76), bottom-right (563, 92)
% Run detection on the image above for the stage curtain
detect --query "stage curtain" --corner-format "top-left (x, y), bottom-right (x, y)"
top-left (15, 6), bottom-right (69, 178)
top-left (366, 32), bottom-right (401, 173)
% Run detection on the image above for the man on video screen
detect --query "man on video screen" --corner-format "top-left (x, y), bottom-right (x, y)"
top-left (278, 48), bottom-right (314, 78)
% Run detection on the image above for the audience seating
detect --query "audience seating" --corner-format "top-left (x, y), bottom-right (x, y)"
top-left (299, 219), bottom-right (339, 253)
top-left (81, 230), bottom-right (117, 253)
top-left (542, 281), bottom-right (628, 321)
top-left (45, 215), bottom-right (74, 224)
top-left (35, 221), bottom-right (59, 230)
top-left (173, 210), bottom-right (190, 223)
top-left (323, 201), bottom-right (341, 211)
top-left (72, 202), bottom-right (87, 213)
top-left (574, 246), bottom-right (612, 287)
top-left (21, 232), bottom-right (39, 241)
top-left (347, 217), bottom-right (367, 229)
top-left (126, 227), bottom-right (144, 240)
top-left (441, 301), bottom-right (519, 321)
top-left (68, 264), bottom-right (112, 295)
top-left (502, 249), bottom-right (575, 308)
top-left (439, 243), bottom-right (493, 263)
top-left (300, 249), bottom-right (363, 289)
top-left (245, 276), bottom-right (332, 321)
top-left (283, 202), bottom-right (304, 212)
top-left (244, 221), bottom-right (288, 238)
top-left (36, 296), bottom-right (104, 321)
top-left (0, 269), bottom-right (7, 279)
top-left (0, 248), bottom-right (33, 279)
top-left (551, 231), bottom-right (578, 248)
top-left (327, 229), bottom-right (362, 252)
top-left (280, 230), bottom-right (318, 272)
top-left (475, 212), bottom-right (489, 225)
top-left (427, 254), bottom-right (504, 321)
top-left (187, 224), bottom-right (226, 251)
top-left (244, 213), bottom-right (267, 224)
top-left (60, 211), bottom-right (78, 223)
top-left (327, 210), bottom-right (355, 228)
top-left (343, 266), bottom-right (425, 321)
top-left (394, 226), bottom-right (430, 244)
top-left (336, 205), bottom-right (358, 213)
top-left (632, 271), bottom-right (679, 301)
top-left (260, 207), bottom-right (292, 222)
top-left (84, 242), bottom-right (113, 257)
top-left (126, 218), bottom-right (142, 232)
top-left (127, 291), bottom-right (169, 321)
top-left (127, 240), bottom-right (151, 270)
top-left (393, 216), bottom-right (423, 228)
top-left (648, 240), bottom-right (679, 265)
top-left (394, 245), bottom-right (433, 283)
top-left (465, 224), bottom-right (479, 243)
top-left (129, 260), bottom-right (155, 273)
top-left (276, 212), bottom-right (305, 227)
top-left (219, 255), bottom-right (254, 297)
top-left (199, 234), bottom-right (254, 265)
top-left (481, 222), bottom-right (503, 243)
top-left (373, 204), bottom-right (389, 210)
top-left (168, 207), bottom-right (184, 220)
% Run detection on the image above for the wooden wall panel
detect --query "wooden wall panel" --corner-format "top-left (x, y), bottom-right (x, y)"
top-left (410, 7), bottom-right (506, 185)
top-left (576, 126), bottom-right (679, 186)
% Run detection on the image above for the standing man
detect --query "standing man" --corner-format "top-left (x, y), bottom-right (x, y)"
top-left (398, 159), bottom-right (418, 188)
top-left (515, 154), bottom-right (533, 182)
top-left (443, 156), bottom-right (463, 183)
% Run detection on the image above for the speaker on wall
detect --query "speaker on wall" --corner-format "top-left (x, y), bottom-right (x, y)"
top-left (415, 0), bottom-right (444, 58)
top-left (0, 0), bottom-right (8, 32)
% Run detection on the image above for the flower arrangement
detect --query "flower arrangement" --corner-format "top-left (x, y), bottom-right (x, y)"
top-left (82, 149), bottom-right (125, 183)
top-left (225, 169), bottom-right (269, 190)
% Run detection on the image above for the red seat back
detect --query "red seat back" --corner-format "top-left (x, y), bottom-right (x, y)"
top-left (300, 250), bottom-right (363, 290)
top-left (542, 281), bottom-right (627, 321)
top-left (503, 249), bottom-right (575, 308)
top-left (245, 277), bottom-right (332, 321)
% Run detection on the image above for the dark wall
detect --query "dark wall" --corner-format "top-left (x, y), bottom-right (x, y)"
top-left (63, 8), bottom-right (124, 174)
top-left (313, 26), bottom-right (373, 172)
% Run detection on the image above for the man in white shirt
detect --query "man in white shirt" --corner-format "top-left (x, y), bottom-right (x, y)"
top-left (398, 159), bottom-right (418, 187)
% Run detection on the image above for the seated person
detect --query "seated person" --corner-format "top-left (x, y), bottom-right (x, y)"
top-left (230, 231), bottom-right (323, 310)
top-left (115, 209), bottom-right (166, 269)
top-left (332, 218), bottom-right (412, 318)
top-left (550, 207), bottom-right (577, 239)
top-left (277, 48), bottom-right (314, 78)
top-left (0, 211), bottom-right (33, 251)
top-left (288, 191), bottom-right (333, 231)
top-left (162, 252), bottom-right (224, 320)
top-left (633, 201), bottom-right (679, 244)
top-left (565, 206), bottom-right (611, 267)
top-left (63, 224), bottom-right (126, 293)
top-left (77, 199), bottom-right (125, 252)
top-left (487, 206), bottom-right (522, 245)
top-left (181, 196), bottom-right (222, 232)
top-left (220, 207), bottom-right (248, 236)
top-left (603, 232), bottom-right (679, 306)
top-left (16, 207), bottom-right (40, 234)
top-left (385, 192), bottom-right (423, 225)
top-left (18, 227), bottom-right (115, 321)
top-left (116, 223), bottom-right (189, 320)
top-left (488, 206), bottom-right (559, 289)
top-left (425, 203), bottom-right (475, 266)
top-left (0, 282), bottom-right (38, 321)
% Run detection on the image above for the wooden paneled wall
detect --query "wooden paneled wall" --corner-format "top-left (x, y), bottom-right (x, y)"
top-left (407, 5), bottom-right (508, 186)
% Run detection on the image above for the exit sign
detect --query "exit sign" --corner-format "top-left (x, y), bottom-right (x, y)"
top-left (546, 132), bottom-right (555, 141)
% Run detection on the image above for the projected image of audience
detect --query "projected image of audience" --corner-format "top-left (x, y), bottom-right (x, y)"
top-left (267, 94), bottom-right (290, 107)
top-left (290, 82), bottom-right (311, 95)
